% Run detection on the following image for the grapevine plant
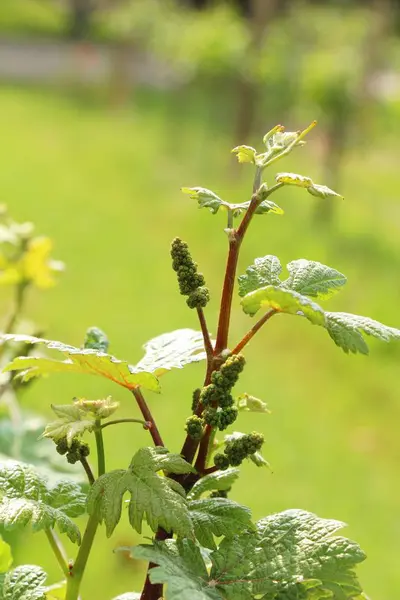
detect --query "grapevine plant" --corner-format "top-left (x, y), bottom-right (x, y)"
top-left (0, 123), bottom-right (399, 600)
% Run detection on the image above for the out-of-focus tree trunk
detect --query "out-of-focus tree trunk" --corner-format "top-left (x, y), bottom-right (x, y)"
top-left (314, 0), bottom-right (393, 227)
top-left (67, 0), bottom-right (93, 40)
top-left (234, 0), bottom-right (281, 145)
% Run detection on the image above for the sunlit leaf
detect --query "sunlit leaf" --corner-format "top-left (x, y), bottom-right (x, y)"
top-left (282, 259), bottom-right (347, 299)
top-left (1, 334), bottom-right (160, 393)
top-left (135, 329), bottom-right (207, 377)
top-left (241, 285), bottom-right (326, 325)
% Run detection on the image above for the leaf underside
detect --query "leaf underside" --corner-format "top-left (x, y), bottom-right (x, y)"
top-left (0, 329), bottom-right (208, 393)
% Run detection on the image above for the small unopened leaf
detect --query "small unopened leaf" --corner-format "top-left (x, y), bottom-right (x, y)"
top-left (87, 447), bottom-right (193, 538)
top-left (237, 394), bottom-right (270, 413)
top-left (182, 188), bottom-right (282, 218)
top-left (325, 312), bottom-right (400, 355)
top-left (248, 452), bottom-right (270, 469)
top-left (282, 259), bottom-right (347, 299)
top-left (188, 468), bottom-right (240, 501)
top-left (41, 404), bottom-right (96, 447)
top-left (189, 497), bottom-right (253, 549)
top-left (0, 461), bottom-right (86, 544)
top-left (276, 172), bottom-right (313, 187)
top-left (308, 183), bottom-right (343, 199)
top-left (182, 187), bottom-right (224, 214)
top-left (241, 285), bottom-right (326, 326)
top-left (231, 145), bottom-right (257, 164)
top-left (1, 564), bottom-right (48, 600)
top-left (238, 256), bottom-right (282, 297)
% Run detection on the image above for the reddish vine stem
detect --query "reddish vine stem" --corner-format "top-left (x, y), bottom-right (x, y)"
top-left (140, 528), bottom-right (169, 600)
top-left (231, 310), bottom-right (277, 355)
top-left (131, 388), bottom-right (164, 447)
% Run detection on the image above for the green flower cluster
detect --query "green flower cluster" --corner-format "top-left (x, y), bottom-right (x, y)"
top-left (185, 415), bottom-right (203, 440)
top-left (200, 354), bottom-right (245, 431)
top-left (213, 432), bottom-right (264, 469)
top-left (171, 238), bottom-right (210, 309)
top-left (55, 437), bottom-right (90, 464)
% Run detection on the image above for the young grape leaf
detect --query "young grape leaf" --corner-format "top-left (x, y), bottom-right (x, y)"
top-left (238, 256), bottom-right (282, 297)
top-left (188, 468), bottom-right (240, 501)
top-left (325, 312), bottom-right (400, 355)
top-left (189, 497), bottom-right (253, 550)
top-left (275, 173), bottom-right (343, 199)
top-left (251, 509), bottom-right (366, 598)
top-left (0, 461), bottom-right (86, 544)
top-left (282, 259), bottom-right (347, 300)
top-left (87, 447), bottom-right (193, 538)
top-left (1, 334), bottom-right (160, 393)
top-left (133, 539), bottom-right (222, 600)
top-left (241, 285), bottom-right (326, 325)
top-left (0, 564), bottom-right (48, 600)
top-left (41, 404), bottom-right (96, 447)
top-left (248, 452), bottom-right (271, 469)
top-left (181, 188), bottom-right (283, 218)
top-left (230, 145), bottom-right (257, 164)
top-left (135, 329), bottom-right (208, 376)
top-left (236, 393), bottom-right (270, 414)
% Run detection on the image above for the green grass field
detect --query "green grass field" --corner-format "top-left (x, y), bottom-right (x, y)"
top-left (0, 84), bottom-right (399, 599)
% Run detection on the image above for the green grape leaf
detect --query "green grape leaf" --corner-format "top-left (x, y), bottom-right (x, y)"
top-left (248, 452), bottom-right (271, 469)
top-left (0, 538), bottom-right (12, 574)
top-left (308, 184), bottom-right (343, 199)
top-left (0, 461), bottom-right (86, 544)
top-left (210, 532), bottom-right (258, 600)
top-left (135, 329), bottom-right (207, 377)
top-left (41, 398), bottom-right (119, 447)
top-left (0, 564), bottom-right (47, 600)
top-left (275, 173), bottom-right (343, 200)
top-left (87, 447), bottom-right (193, 538)
top-left (188, 468), bottom-right (240, 501)
top-left (241, 285), bottom-right (326, 325)
top-left (189, 497), bottom-right (253, 550)
top-left (133, 539), bottom-right (222, 600)
top-left (325, 312), bottom-right (400, 355)
top-left (0, 415), bottom-right (84, 484)
top-left (1, 334), bottom-right (160, 393)
top-left (275, 172), bottom-right (313, 187)
top-left (181, 188), bottom-right (283, 218)
top-left (238, 256), bottom-right (282, 297)
top-left (230, 145), bottom-right (257, 164)
top-left (251, 509), bottom-right (366, 599)
top-left (237, 393), bottom-right (270, 414)
top-left (41, 404), bottom-right (95, 447)
top-left (282, 259), bottom-right (347, 300)
top-left (43, 581), bottom-right (66, 600)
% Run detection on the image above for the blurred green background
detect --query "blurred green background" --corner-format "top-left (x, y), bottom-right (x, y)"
top-left (0, 0), bottom-right (400, 598)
